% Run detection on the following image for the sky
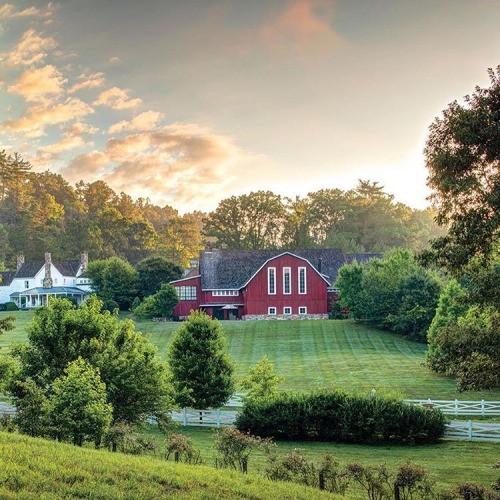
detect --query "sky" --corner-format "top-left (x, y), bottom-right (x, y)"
top-left (0, 1), bottom-right (499, 213)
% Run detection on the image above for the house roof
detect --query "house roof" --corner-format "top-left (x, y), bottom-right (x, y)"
top-left (14, 261), bottom-right (44, 278)
top-left (0, 271), bottom-right (16, 287)
top-left (200, 248), bottom-right (348, 289)
top-left (53, 260), bottom-right (81, 277)
top-left (7, 259), bottom-right (82, 280)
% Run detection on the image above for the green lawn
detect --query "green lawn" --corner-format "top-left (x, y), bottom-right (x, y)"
top-left (3, 312), bottom-right (500, 400)
top-left (131, 316), bottom-right (500, 401)
top-left (144, 426), bottom-right (500, 493)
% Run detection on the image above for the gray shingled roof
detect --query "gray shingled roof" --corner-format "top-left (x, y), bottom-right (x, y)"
top-left (200, 249), bottom-right (347, 289)
top-left (4, 260), bottom-right (82, 280)
top-left (0, 271), bottom-right (16, 287)
top-left (53, 260), bottom-right (81, 277)
top-left (14, 262), bottom-right (44, 278)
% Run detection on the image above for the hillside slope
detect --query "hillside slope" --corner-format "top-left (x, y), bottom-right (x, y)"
top-left (0, 431), bottom-right (339, 499)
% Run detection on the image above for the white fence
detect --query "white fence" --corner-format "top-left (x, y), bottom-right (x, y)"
top-left (446, 421), bottom-right (500, 441)
top-left (405, 399), bottom-right (500, 416)
top-left (171, 408), bottom-right (237, 428)
top-left (2, 394), bottom-right (500, 440)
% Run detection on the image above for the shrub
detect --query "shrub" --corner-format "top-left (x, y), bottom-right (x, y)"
top-left (265, 448), bottom-right (317, 487)
top-left (345, 461), bottom-right (390, 500)
top-left (236, 390), bottom-right (446, 445)
top-left (0, 302), bottom-right (18, 311)
top-left (165, 433), bottom-right (202, 464)
top-left (214, 427), bottom-right (269, 473)
top-left (240, 356), bottom-right (284, 404)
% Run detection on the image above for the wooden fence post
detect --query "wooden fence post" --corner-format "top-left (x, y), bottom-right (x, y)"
top-left (467, 420), bottom-right (473, 441)
top-left (182, 407), bottom-right (187, 426)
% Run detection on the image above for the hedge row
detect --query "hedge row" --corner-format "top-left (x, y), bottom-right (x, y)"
top-left (235, 391), bottom-right (447, 445)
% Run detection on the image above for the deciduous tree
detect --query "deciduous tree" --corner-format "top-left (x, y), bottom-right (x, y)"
top-left (136, 255), bottom-right (183, 297)
top-left (169, 310), bottom-right (234, 409)
top-left (48, 357), bottom-right (112, 446)
top-left (423, 66), bottom-right (500, 271)
top-left (12, 296), bottom-right (172, 425)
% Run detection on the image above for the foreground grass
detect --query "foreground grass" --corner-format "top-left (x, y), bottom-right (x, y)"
top-left (145, 426), bottom-right (500, 493)
top-left (0, 431), bottom-right (338, 499)
top-left (3, 312), bottom-right (500, 400)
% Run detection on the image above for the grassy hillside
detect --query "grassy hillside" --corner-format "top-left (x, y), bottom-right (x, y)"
top-left (2, 312), bottom-right (500, 400)
top-left (0, 431), bottom-right (339, 499)
top-left (148, 427), bottom-right (500, 492)
top-left (132, 316), bottom-right (500, 400)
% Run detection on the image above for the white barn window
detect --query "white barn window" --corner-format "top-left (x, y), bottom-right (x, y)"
top-left (298, 267), bottom-right (307, 294)
top-left (283, 267), bottom-right (291, 294)
top-left (268, 267), bottom-right (276, 295)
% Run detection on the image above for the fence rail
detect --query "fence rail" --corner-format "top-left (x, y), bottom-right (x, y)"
top-left (405, 399), bottom-right (500, 416)
top-left (170, 408), bottom-right (237, 428)
top-left (445, 421), bottom-right (500, 441)
top-left (2, 394), bottom-right (500, 440)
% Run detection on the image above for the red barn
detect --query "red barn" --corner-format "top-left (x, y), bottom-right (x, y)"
top-left (171, 249), bottom-right (380, 320)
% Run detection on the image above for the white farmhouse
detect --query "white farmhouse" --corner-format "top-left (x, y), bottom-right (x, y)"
top-left (0, 252), bottom-right (92, 308)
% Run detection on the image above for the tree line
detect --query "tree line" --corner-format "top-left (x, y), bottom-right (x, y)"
top-left (0, 151), bottom-right (444, 270)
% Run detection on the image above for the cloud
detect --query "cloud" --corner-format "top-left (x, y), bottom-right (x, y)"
top-left (60, 123), bottom-right (255, 210)
top-left (8, 64), bottom-right (66, 102)
top-left (2, 28), bottom-right (57, 66)
top-left (2, 97), bottom-right (94, 137)
top-left (35, 121), bottom-right (98, 161)
top-left (0, 3), bottom-right (51, 19)
top-left (68, 72), bottom-right (105, 94)
top-left (260, 0), bottom-right (343, 54)
top-left (108, 110), bottom-right (164, 134)
top-left (108, 56), bottom-right (120, 65)
top-left (93, 86), bottom-right (142, 110)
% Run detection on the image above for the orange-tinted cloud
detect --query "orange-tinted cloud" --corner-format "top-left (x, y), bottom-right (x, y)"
top-left (260, 0), bottom-right (343, 54)
top-left (1, 28), bottom-right (57, 66)
top-left (8, 64), bottom-right (66, 102)
top-left (2, 97), bottom-right (94, 137)
top-left (108, 110), bottom-right (164, 134)
top-left (60, 123), bottom-right (256, 210)
top-left (0, 3), bottom-right (53, 19)
top-left (68, 72), bottom-right (105, 94)
top-left (93, 86), bottom-right (142, 110)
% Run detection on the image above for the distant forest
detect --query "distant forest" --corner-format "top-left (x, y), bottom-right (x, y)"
top-left (0, 151), bottom-right (445, 270)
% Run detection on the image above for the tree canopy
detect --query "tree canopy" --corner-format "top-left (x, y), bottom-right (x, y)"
top-left (12, 296), bottom-right (172, 425)
top-left (168, 310), bottom-right (234, 409)
top-left (136, 255), bottom-right (183, 297)
top-left (423, 66), bottom-right (500, 271)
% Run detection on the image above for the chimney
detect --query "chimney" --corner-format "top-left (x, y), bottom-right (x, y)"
top-left (43, 252), bottom-right (53, 288)
top-left (318, 258), bottom-right (323, 274)
top-left (81, 251), bottom-right (88, 273)
top-left (16, 255), bottom-right (25, 271)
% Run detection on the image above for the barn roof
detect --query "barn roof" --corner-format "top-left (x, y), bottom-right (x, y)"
top-left (200, 248), bottom-right (349, 289)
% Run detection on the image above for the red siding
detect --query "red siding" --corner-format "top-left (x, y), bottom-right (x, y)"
top-left (243, 254), bottom-right (328, 315)
top-left (172, 276), bottom-right (202, 318)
